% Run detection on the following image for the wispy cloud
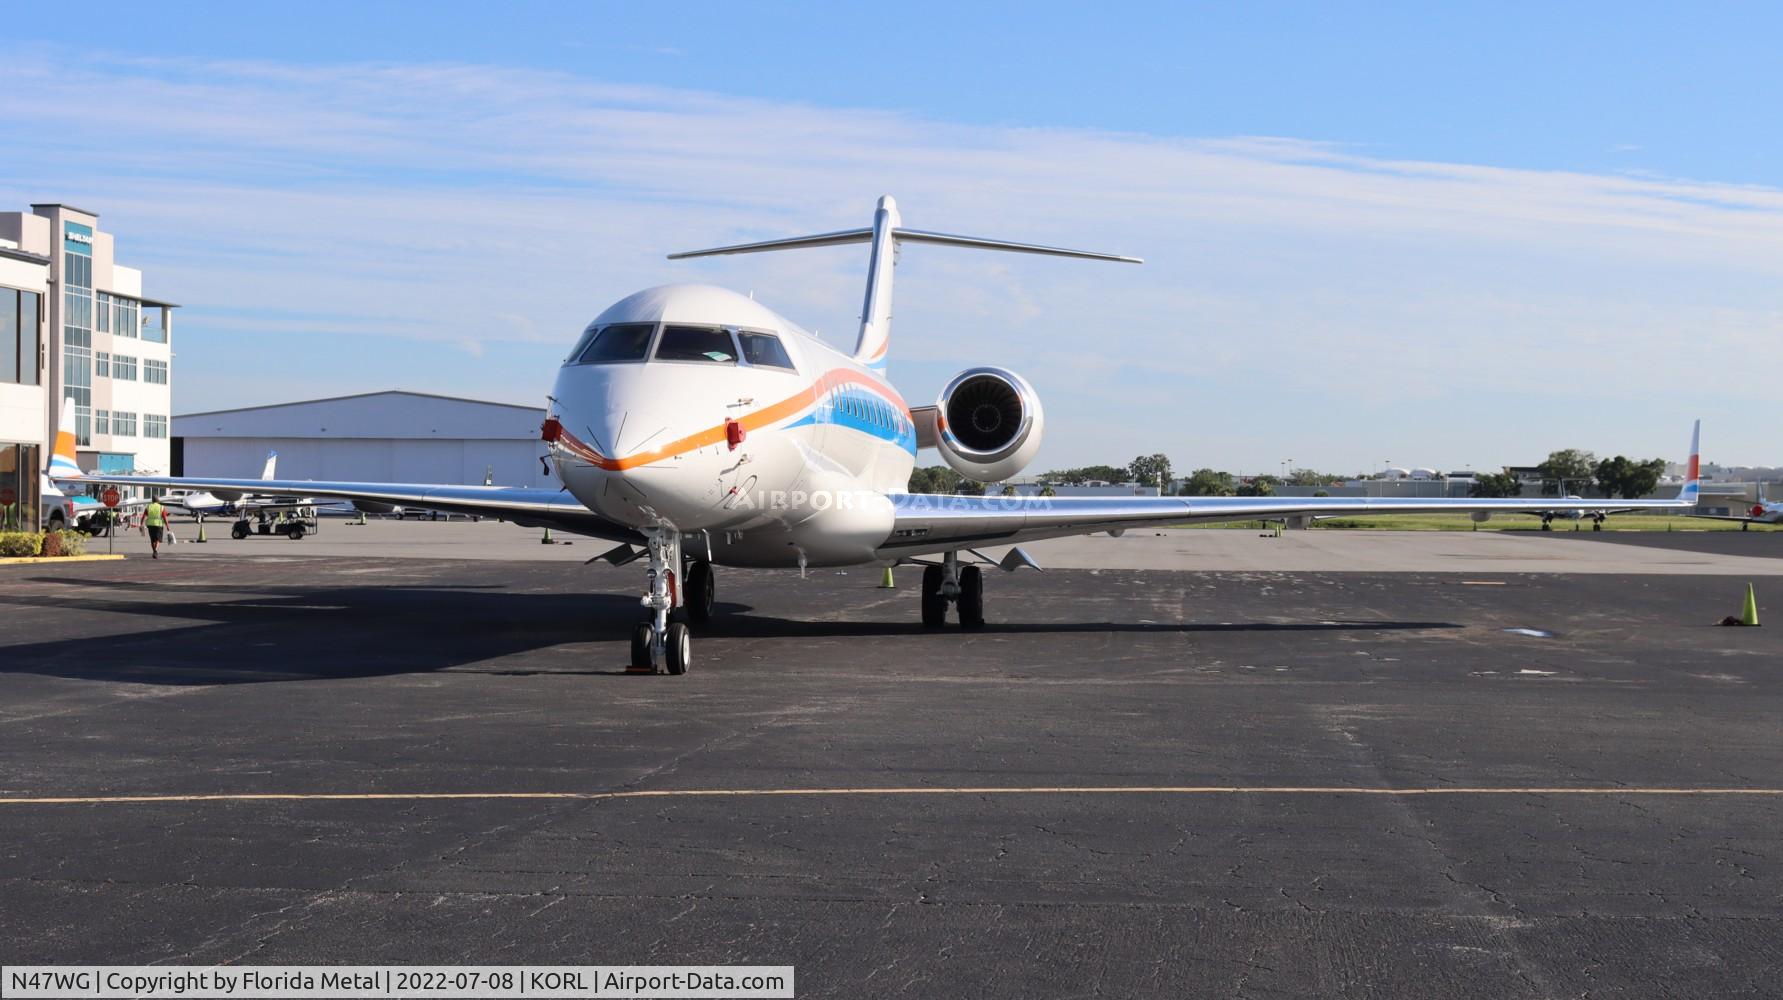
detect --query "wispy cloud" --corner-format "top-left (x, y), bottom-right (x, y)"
top-left (1, 49), bottom-right (1778, 468)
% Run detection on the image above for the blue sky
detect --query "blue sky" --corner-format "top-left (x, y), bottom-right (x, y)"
top-left (4, 3), bottom-right (1780, 472)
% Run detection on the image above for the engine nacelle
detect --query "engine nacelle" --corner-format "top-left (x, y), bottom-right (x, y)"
top-left (934, 367), bottom-right (1044, 482)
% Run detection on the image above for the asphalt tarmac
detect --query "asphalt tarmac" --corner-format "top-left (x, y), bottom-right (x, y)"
top-left (2, 539), bottom-right (1780, 997)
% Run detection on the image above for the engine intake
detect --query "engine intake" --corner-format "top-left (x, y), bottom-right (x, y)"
top-left (935, 367), bottom-right (1044, 482)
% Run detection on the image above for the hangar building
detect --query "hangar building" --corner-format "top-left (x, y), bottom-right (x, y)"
top-left (172, 390), bottom-right (554, 488)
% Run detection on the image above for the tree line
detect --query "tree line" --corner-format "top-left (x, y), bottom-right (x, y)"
top-left (1467, 449), bottom-right (1668, 500)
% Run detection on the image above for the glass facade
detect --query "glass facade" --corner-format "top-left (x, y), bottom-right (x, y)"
top-left (0, 444), bottom-right (42, 532)
top-left (63, 222), bottom-right (93, 446)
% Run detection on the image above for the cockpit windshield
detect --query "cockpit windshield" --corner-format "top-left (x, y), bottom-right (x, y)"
top-left (655, 326), bottom-right (737, 364)
top-left (738, 332), bottom-right (796, 371)
top-left (574, 323), bottom-right (655, 364)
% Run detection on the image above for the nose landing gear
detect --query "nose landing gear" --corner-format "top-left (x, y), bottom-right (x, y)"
top-left (630, 528), bottom-right (694, 675)
top-left (920, 550), bottom-right (985, 629)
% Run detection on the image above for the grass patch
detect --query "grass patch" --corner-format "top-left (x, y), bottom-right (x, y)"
top-left (1180, 513), bottom-right (1775, 532)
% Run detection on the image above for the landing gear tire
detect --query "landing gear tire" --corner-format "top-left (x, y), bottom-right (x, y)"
top-left (1592, 520), bottom-right (1603, 532)
top-left (921, 565), bottom-right (947, 628)
top-left (664, 622), bottom-right (692, 675)
top-left (957, 566), bottom-right (985, 629)
top-left (1541, 519), bottom-right (1554, 531)
top-left (686, 560), bottom-right (715, 624)
top-left (231, 520), bottom-right (250, 540)
top-left (630, 622), bottom-right (653, 670)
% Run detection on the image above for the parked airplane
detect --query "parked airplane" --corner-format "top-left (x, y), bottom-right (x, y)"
top-left (1691, 490), bottom-right (1782, 530)
top-left (52, 196), bottom-right (1703, 674)
top-left (165, 451), bottom-right (280, 517)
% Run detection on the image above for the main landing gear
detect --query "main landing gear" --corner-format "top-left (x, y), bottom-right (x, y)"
top-left (920, 550), bottom-right (984, 629)
top-left (628, 529), bottom-right (716, 676)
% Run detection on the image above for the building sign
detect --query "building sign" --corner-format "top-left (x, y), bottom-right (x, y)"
top-left (64, 222), bottom-right (93, 255)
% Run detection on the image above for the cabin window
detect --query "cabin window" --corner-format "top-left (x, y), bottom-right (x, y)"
top-left (575, 323), bottom-right (655, 364)
top-left (738, 332), bottom-right (796, 371)
top-left (655, 325), bottom-right (737, 364)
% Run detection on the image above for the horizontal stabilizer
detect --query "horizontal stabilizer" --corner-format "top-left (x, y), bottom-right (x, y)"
top-left (669, 227), bottom-right (1141, 264)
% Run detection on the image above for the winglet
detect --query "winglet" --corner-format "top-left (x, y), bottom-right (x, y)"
top-left (1677, 419), bottom-right (1701, 507)
top-left (47, 396), bottom-right (83, 481)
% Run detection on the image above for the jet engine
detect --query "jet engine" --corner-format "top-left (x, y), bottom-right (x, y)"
top-left (933, 367), bottom-right (1044, 482)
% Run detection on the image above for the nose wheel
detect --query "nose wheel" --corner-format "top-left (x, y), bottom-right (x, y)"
top-left (629, 528), bottom-right (696, 675)
top-left (920, 551), bottom-right (986, 629)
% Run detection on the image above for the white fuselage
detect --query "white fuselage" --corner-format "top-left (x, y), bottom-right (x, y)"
top-left (547, 285), bottom-right (917, 567)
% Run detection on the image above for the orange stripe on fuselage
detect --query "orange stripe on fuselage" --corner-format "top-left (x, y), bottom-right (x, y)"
top-left (561, 368), bottom-right (909, 472)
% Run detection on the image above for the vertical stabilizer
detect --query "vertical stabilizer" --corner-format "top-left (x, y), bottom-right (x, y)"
top-left (1678, 419), bottom-right (1701, 506)
top-left (47, 397), bottom-right (83, 481)
top-left (854, 195), bottom-right (901, 370)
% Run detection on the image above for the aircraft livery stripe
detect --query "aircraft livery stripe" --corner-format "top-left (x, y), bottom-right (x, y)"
top-left (555, 368), bottom-right (912, 471)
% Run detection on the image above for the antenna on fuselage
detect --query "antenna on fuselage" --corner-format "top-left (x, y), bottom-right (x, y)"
top-left (667, 196), bottom-right (1142, 372)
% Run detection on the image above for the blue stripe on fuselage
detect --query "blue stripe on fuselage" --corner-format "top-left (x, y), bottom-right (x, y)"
top-left (783, 384), bottom-right (917, 455)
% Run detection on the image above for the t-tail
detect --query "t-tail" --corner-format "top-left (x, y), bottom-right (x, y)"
top-left (47, 396), bottom-right (82, 482)
top-left (668, 195), bottom-right (1142, 374)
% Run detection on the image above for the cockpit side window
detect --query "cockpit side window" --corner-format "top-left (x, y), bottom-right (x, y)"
top-left (738, 331), bottom-right (797, 371)
top-left (575, 323), bottom-right (656, 364)
top-left (655, 325), bottom-right (738, 364)
top-left (565, 323), bottom-right (601, 364)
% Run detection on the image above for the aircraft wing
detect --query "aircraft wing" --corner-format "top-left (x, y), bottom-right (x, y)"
top-left (878, 492), bottom-right (1694, 556)
top-left (884, 420), bottom-right (1702, 557)
top-left (55, 474), bottom-right (642, 543)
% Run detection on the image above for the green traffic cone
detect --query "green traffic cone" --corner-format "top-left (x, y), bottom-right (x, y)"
top-left (879, 566), bottom-right (896, 589)
top-left (1741, 583), bottom-right (1760, 626)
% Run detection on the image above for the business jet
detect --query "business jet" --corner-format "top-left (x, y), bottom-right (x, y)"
top-left (52, 196), bottom-right (1703, 674)
top-left (165, 451), bottom-right (280, 517)
top-left (1691, 492), bottom-right (1782, 530)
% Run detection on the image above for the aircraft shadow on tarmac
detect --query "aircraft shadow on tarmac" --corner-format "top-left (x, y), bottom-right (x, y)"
top-left (0, 578), bottom-right (1460, 685)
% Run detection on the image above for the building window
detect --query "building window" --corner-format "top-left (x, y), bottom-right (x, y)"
top-left (112, 355), bottom-right (137, 381)
top-left (144, 414), bottom-right (168, 439)
top-left (96, 292), bottom-right (111, 333)
top-left (144, 359), bottom-right (168, 384)
top-left (0, 286), bottom-right (34, 386)
top-left (95, 351), bottom-right (110, 377)
top-left (1, 444), bottom-right (42, 532)
top-left (0, 288), bottom-right (14, 385)
top-left (111, 411), bottom-right (136, 437)
top-left (114, 297), bottom-right (138, 339)
top-left (94, 409), bottom-right (110, 436)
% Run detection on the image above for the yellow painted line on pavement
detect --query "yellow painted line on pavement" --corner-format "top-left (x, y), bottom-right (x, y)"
top-left (1, 786), bottom-right (1780, 806)
top-left (0, 554), bottom-right (127, 566)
